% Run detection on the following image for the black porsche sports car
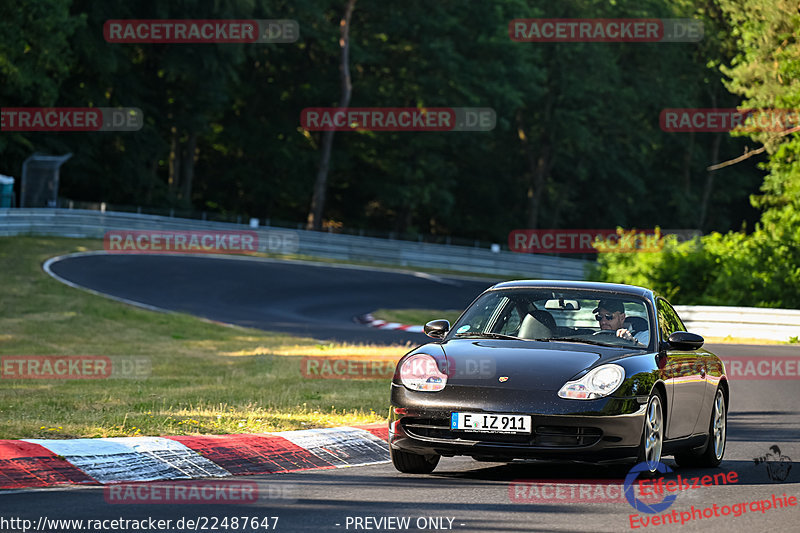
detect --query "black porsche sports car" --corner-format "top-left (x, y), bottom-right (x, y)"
top-left (389, 280), bottom-right (728, 474)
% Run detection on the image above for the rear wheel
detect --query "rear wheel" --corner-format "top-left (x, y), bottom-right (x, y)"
top-left (675, 387), bottom-right (726, 468)
top-left (390, 446), bottom-right (440, 474)
top-left (637, 391), bottom-right (664, 474)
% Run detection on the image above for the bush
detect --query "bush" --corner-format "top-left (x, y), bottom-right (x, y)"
top-left (589, 219), bottom-right (800, 308)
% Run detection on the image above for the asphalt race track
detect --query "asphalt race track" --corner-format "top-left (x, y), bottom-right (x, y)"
top-left (6, 252), bottom-right (799, 532)
top-left (46, 252), bottom-right (495, 344)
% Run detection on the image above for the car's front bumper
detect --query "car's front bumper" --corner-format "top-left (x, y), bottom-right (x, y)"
top-left (389, 383), bottom-right (648, 461)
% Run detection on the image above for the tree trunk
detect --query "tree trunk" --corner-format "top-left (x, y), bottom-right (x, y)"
top-left (682, 130), bottom-right (695, 195)
top-left (517, 91), bottom-right (554, 230)
top-left (526, 143), bottom-right (552, 230)
top-left (699, 133), bottom-right (722, 231)
top-left (169, 127), bottom-right (180, 195)
top-left (180, 131), bottom-right (197, 203)
top-left (698, 91), bottom-right (720, 231)
top-left (306, 0), bottom-right (356, 231)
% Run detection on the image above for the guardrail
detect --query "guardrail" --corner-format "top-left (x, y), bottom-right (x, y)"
top-left (0, 208), bottom-right (588, 279)
top-left (674, 305), bottom-right (800, 343)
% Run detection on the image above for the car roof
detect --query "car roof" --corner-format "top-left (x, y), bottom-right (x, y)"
top-left (487, 279), bottom-right (654, 300)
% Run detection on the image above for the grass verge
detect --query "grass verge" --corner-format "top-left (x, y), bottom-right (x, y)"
top-left (370, 309), bottom-right (463, 327)
top-left (0, 236), bottom-right (411, 439)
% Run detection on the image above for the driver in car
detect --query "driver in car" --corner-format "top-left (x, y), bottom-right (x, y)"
top-left (594, 299), bottom-right (649, 347)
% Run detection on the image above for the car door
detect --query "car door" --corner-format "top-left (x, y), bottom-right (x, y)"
top-left (657, 298), bottom-right (707, 439)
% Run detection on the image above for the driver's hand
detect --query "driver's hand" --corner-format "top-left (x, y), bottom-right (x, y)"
top-left (616, 328), bottom-right (634, 341)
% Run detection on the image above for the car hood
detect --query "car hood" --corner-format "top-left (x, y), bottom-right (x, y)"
top-left (439, 338), bottom-right (610, 391)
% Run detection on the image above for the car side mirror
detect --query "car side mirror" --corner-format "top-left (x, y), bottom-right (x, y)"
top-left (424, 319), bottom-right (450, 339)
top-left (667, 331), bottom-right (704, 350)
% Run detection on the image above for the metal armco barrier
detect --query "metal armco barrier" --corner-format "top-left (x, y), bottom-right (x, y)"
top-left (0, 208), bottom-right (587, 279)
top-left (674, 305), bottom-right (800, 343)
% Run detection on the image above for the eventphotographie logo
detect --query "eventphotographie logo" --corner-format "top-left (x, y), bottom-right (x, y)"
top-left (628, 495), bottom-right (797, 529)
top-left (509, 19), bottom-right (703, 43)
top-left (624, 462), bottom-right (678, 514)
top-left (753, 445), bottom-right (792, 482)
top-left (300, 108), bottom-right (496, 132)
top-left (0, 108), bottom-right (143, 132)
top-left (624, 461), bottom-right (739, 516)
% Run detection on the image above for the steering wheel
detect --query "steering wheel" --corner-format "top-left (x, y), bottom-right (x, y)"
top-left (592, 330), bottom-right (619, 337)
top-left (593, 329), bottom-right (638, 343)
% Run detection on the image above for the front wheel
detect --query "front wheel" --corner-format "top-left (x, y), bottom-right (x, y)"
top-left (637, 392), bottom-right (664, 473)
top-left (390, 446), bottom-right (440, 474)
top-left (675, 387), bottom-right (727, 468)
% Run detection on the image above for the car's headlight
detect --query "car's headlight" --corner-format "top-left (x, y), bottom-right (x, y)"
top-left (558, 364), bottom-right (625, 399)
top-left (399, 353), bottom-right (448, 392)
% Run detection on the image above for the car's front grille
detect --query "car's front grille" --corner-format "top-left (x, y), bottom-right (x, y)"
top-left (401, 417), bottom-right (602, 448)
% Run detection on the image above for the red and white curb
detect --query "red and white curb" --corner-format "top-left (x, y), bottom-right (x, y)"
top-left (356, 314), bottom-right (423, 334)
top-left (0, 424), bottom-right (388, 490)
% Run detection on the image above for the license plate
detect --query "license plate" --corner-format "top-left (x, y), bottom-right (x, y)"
top-left (450, 412), bottom-right (532, 434)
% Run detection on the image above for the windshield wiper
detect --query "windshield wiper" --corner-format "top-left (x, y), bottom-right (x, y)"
top-left (454, 332), bottom-right (521, 340)
top-left (546, 337), bottom-right (622, 347)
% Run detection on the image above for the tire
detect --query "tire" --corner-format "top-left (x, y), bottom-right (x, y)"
top-left (636, 391), bottom-right (665, 474)
top-left (675, 387), bottom-right (727, 468)
top-left (390, 446), bottom-right (440, 474)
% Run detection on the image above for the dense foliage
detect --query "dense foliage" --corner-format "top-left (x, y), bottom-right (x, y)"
top-left (1, 0), bottom-right (765, 239)
top-left (3, 0), bottom-right (796, 306)
top-left (591, 0), bottom-right (800, 308)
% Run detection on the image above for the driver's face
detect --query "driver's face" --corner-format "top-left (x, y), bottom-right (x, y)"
top-left (597, 308), bottom-right (625, 330)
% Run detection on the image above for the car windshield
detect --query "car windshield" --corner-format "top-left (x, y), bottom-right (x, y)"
top-left (451, 288), bottom-right (652, 350)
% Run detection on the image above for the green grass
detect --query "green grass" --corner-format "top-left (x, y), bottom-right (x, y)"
top-left (371, 308), bottom-right (464, 327)
top-left (0, 236), bottom-right (413, 439)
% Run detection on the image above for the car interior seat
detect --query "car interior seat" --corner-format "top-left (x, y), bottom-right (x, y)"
top-left (530, 309), bottom-right (556, 331)
top-left (625, 316), bottom-right (649, 334)
top-left (518, 310), bottom-right (555, 339)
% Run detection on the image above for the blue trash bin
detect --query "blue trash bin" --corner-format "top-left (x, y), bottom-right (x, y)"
top-left (0, 175), bottom-right (14, 207)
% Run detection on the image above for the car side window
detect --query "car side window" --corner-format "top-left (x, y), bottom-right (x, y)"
top-left (656, 298), bottom-right (684, 341)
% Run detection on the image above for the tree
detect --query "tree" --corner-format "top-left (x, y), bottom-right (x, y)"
top-left (306, 0), bottom-right (356, 230)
